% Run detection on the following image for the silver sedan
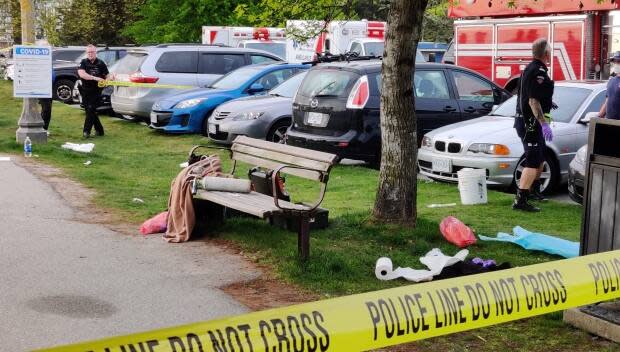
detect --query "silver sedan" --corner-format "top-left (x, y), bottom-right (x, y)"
top-left (418, 81), bottom-right (606, 193)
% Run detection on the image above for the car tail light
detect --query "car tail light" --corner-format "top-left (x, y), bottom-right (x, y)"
top-left (346, 75), bottom-right (369, 109)
top-left (129, 71), bottom-right (159, 84)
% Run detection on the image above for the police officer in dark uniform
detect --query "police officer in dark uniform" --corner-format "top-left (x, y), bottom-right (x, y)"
top-left (77, 45), bottom-right (109, 138)
top-left (514, 38), bottom-right (554, 212)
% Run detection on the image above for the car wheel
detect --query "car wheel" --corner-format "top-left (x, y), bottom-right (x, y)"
top-left (513, 151), bottom-right (559, 194)
top-left (54, 79), bottom-right (75, 103)
top-left (266, 119), bottom-right (291, 144)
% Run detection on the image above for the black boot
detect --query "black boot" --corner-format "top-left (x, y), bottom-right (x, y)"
top-left (529, 180), bottom-right (547, 202)
top-left (512, 188), bottom-right (540, 212)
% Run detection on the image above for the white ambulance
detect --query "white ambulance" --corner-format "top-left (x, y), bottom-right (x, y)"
top-left (285, 20), bottom-right (387, 63)
top-left (202, 26), bottom-right (287, 59)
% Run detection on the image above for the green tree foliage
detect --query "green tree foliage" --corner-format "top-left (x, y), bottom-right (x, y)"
top-left (422, 0), bottom-right (452, 43)
top-left (123, 0), bottom-right (244, 44)
top-left (351, 0), bottom-right (390, 20)
top-left (9, 0), bottom-right (21, 44)
top-left (233, 0), bottom-right (351, 27)
top-left (57, 0), bottom-right (143, 45)
top-left (233, 0), bottom-right (451, 43)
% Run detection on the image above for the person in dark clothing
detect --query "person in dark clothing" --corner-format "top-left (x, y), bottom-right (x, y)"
top-left (513, 38), bottom-right (554, 212)
top-left (77, 45), bottom-right (110, 138)
top-left (38, 70), bottom-right (55, 132)
top-left (599, 51), bottom-right (620, 120)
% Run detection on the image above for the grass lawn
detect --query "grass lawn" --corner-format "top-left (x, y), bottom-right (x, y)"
top-left (0, 80), bottom-right (616, 351)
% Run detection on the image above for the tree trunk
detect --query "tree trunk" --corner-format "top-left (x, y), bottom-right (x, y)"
top-left (372, 0), bottom-right (428, 224)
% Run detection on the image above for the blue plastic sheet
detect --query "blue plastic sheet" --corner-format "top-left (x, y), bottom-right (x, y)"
top-left (479, 226), bottom-right (579, 258)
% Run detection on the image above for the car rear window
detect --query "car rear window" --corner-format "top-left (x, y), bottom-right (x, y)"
top-left (155, 51), bottom-right (197, 73)
top-left (297, 69), bottom-right (359, 98)
top-left (114, 52), bottom-right (148, 74)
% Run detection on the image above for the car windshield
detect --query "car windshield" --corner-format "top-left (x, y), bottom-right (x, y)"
top-left (364, 42), bottom-right (384, 57)
top-left (269, 71), bottom-right (308, 98)
top-left (209, 66), bottom-right (263, 90)
top-left (244, 42), bottom-right (286, 59)
top-left (416, 50), bottom-right (425, 62)
top-left (491, 86), bottom-right (592, 123)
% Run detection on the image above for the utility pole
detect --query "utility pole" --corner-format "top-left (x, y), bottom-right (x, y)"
top-left (15, 0), bottom-right (46, 144)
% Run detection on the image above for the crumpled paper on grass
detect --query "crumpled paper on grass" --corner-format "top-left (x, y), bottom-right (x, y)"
top-left (61, 142), bottom-right (95, 153)
top-left (375, 248), bottom-right (469, 282)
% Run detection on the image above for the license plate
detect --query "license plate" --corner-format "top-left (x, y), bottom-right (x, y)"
top-left (208, 123), bottom-right (217, 134)
top-left (150, 112), bottom-right (158, 124)
top-left (306, 112), bottom-right (329, 127)
top-left (432, 158), bottom-right (452, 173)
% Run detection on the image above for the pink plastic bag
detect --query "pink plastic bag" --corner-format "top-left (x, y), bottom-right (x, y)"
top-left (140, 211), bottom-right (168, 235)
top-left (439, 216), bottom-right (476, 248)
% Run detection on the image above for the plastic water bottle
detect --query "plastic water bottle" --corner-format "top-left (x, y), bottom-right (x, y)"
top-left (24, 136), bottom-right (32, 157)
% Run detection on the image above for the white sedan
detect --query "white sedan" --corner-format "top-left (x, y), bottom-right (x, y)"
top-left (418, 81), bottom-right (606, 193)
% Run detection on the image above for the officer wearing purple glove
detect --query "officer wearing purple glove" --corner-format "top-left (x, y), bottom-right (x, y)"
top-left (514, 38), bottom-right (555, 212)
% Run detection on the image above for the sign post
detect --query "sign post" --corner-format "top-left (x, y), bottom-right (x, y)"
top-left (15, 0), bottom-right (47, 144)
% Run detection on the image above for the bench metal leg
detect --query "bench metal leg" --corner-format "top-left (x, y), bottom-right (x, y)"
top-left (298, 213), bottom-right (310, 261)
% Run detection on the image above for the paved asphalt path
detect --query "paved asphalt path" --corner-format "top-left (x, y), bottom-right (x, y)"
top-left (0, 156), bottom-right (260, 350)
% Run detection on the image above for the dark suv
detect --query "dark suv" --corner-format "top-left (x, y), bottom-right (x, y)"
top-left (286, 60), bottom-right (510, 163)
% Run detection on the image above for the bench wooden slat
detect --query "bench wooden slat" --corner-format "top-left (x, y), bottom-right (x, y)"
top-left (233, 136), bottom-right (338, 164)
top-left (194, 190), bottom-right (310, 218)
top-left (233, 152), bottom-right (324, 181)
top-left (232, 144), bottom-right (332, 172)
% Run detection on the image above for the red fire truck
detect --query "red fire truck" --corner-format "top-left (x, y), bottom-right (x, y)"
top-left (448, 0), bottom-right (620, 92)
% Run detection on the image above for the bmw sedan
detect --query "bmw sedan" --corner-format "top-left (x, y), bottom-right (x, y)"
top-left (418, 81), bottom-right (606, 194)
top-left (207, 71), bottom-right (307, 144)
top-left (150, 62), bottom-right (307, 135)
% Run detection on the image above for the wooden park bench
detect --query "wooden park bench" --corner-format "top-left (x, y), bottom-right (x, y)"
top-left (190, 136), bottom-right (338, 260)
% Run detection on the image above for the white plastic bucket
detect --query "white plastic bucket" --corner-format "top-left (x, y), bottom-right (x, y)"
top-left (457, 168), bottom-right (487, 205)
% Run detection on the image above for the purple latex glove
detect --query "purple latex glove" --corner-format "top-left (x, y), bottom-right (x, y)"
top-left (541, 122), bottom-right (553, 142)
top-left (472, 257), bottom-right (483, 265)
top-left (482, 259), bottom-right (496, 268)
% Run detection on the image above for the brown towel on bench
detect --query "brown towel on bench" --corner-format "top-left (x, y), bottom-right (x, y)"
top-left (164, 156), bottom-right (222, 243)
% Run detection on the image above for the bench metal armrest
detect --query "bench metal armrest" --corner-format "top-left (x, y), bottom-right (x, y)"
top-left (188, 144), bottom-right (236, 175)
top-left (270, 165), bottom-right (328, 213)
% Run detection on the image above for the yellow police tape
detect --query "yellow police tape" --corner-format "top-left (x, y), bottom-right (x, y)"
top-left (97, 80), bottom-right (194, 89)
top-left (37, 250), bottom-right (620, 352)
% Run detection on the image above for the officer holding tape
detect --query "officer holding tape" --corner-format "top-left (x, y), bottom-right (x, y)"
top-left (514, 38), bottom-right (555, 212)
top-left (77, 45), bottom-right (110, 138)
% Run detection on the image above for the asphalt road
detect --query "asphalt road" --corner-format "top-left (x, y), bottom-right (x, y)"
top-left (0, 156), bottom-right (260, 350)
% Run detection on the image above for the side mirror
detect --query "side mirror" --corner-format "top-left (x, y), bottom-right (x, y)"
top-left (491, 105), bottom-right (499, 113)
top-left (427, 53), bottom-right (436, 62)
top-left (580, 111), bottom-right (599, 124)
top-left (248, 83), bottom-right (265, 94)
